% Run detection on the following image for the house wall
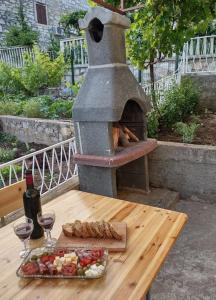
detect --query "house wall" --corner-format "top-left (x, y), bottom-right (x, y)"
top-left (0, 0), bottom-right (88, 49)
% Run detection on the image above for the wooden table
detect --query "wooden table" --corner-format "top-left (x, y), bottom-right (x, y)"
top-left (0, 190), bottom-right (187, 300)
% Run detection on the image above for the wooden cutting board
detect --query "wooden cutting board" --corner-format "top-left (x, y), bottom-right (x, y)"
top-left (57, 222), bottom-right (127, 252)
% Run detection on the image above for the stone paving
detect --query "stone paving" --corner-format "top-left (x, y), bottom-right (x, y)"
top-left (152, 199), bottom-right (216, 300)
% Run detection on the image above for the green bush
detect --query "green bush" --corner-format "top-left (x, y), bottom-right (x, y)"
top-left (5, 3), bottom-right (38, 47)
top-left (0, 102), bottom-right (21, 115)
top-left (160, 78), bottom-right (199, 128)
top-left (174, 122), bottom-right (200, 143)
top-left (0, 47), bottom-right (66, 96)
top-left (0, 165), bottom-right (22, 187)
top-left (0, 148), bottom-right (15, 162)
top-left (0, 63), bottom-right (23, 95)
top-left (48, 100), bottom-right (73, 119)
top-left (0, 93), bottom-right (27, 102)
top-left (17, 46), bottom-right (66, 95)
top-left (147, 111), bottom-right (159, 138)
top-left (5, 26), bottom-right (38, 47)
top-left (22, 99), bottom-right (47, 118)
top-left (0, 132), bottom-right (17, 144)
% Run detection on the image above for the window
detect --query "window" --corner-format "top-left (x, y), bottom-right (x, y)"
top-left (36, 2), bottom-right (47, 25)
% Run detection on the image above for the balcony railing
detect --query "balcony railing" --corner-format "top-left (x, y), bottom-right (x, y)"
top-left (184, 35), bottom-right (216, 73)
top-left (0, 138), bottom-right (77, 196)
top-left (0, 46), bottom-right (32, 68)
top-left (60, 37), bottom-right (88, 66)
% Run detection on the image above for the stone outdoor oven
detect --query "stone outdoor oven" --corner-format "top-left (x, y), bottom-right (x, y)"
top-left (73, 7), bottom-right (157, 197)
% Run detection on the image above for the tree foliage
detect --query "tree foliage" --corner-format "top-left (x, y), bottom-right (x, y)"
top-left (60, 11), bottom-right (87, 35)
top-left (126, 0), bottom-right (215, 69)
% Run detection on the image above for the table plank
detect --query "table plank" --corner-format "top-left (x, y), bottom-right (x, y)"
top-left (0, 190), bottom-right (187, 300)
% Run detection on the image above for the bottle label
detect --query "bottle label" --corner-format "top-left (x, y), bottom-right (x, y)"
top-left (26, 174), bottom-right (33, 186)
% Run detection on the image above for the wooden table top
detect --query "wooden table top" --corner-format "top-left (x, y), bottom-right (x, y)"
top-left (0, 190), bottom-right (187, 300)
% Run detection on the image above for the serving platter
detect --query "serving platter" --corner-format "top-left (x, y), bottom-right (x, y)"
top-left (16, 246), bottom-right (108, 279)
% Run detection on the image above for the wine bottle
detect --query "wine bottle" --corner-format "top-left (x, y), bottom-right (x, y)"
top-left (23, 170), bottom-right (44, 239)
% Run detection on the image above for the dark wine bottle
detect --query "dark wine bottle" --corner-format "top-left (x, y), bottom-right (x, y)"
top-left (23, 170), bottom-right (44, 239)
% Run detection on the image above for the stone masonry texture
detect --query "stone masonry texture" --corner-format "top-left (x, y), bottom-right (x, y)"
top-left (149, 141), bottom-right (216, 203)
top-left (0, 0), bottom-right (89, 49)
top-left (183, 73), bottom-right (216, 112)
top-left (0, 115), bottom-right (74, 145)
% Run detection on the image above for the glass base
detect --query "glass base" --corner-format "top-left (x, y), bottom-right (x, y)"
top-left (19, 249), bottom-right (30, 259)
top-left (43, 237), bottom-right (57, 248)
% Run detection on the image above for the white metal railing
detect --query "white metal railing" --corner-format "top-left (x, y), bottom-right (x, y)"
top-left (142, 72), bottom-right (180, 103)
top-left (60, 37), bottom-right (88, 65)
top-left (184, 35), bottom-right (216, 73)
top-left (0, 46), bottom-right (32, 68)
top-left (0, 46), bottom-right (57, 68)
top-left (143, 35), bottom-right (216, 102)
top-left (142, 45), bottom-right (185, 102)
top-left (0, 138), bottom-right (77, 196)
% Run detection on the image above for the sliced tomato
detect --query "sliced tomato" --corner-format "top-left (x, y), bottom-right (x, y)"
top-left (48, 255), bottom-right (56, 263)
top-left (40, 255), bottom-right (50, 264)
top-left (80, 258), bottom-right (92, 267)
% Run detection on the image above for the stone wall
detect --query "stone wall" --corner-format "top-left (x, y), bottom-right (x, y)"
top-left (149, 141), bottom-right (216, 202)
top-left (0, 115), bottom-right (74, 145)
top-left (183, 73), bottom-right (216, 112)
top-left (0, 0), bottom-right (89, 49)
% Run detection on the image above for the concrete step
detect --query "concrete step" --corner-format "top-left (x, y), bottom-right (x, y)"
top-left (118, 187), bottom-right (180, 210)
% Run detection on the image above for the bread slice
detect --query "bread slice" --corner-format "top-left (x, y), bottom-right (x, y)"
top-left (97, 221), bottom-right (106, 238)
top-left (62, 220), bottom-right (122, 240)
top-left (82, 222), bottom-right (90, 238)
top-left (104, 221), bottom-right (113, 239)
top-left (86, 222), bottom-right (97, 238)
top-left (109, 223), bottom-right (122, 240)
top-left (92, 222), bottom-right (104, 238)
top-left (62, 223), bottom-right (74, 237)
top-left (74, 220), bottom-right (83, 238)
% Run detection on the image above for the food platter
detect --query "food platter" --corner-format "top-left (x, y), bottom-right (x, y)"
top-left (16, 246), bottom-right (108, 279)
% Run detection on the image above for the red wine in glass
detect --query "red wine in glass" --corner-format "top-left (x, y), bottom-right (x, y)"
top-left (15, 223), bottom-right (33, 240)
top-left (13, 217), bottom-right (34, 258)
top-left (37, 210), bottom-right (57, 247)
top-left (39, 214), bottom-right (55, 230)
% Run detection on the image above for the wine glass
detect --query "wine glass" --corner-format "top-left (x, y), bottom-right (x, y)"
top-left (13, 217), bottom-right (34, 258)
top-left (37, 209), bottom-right (57, 247)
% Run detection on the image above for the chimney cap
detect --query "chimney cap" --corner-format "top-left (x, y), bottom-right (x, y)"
top-left (79, 7), bottom-right (130, 30)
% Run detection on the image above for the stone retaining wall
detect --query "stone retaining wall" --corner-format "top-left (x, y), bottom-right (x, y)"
top-left (149, 141), bottom-right (216, 202)
top-left (0, 115), bottom-right (74, 146)
top-left (183, 73), bottom-right (216, 112)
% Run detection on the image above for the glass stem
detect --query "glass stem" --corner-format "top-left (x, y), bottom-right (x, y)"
top-left (23, 239), bottom-right (28, 251)
top-left (46, 230), bottom-right (52, 243)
